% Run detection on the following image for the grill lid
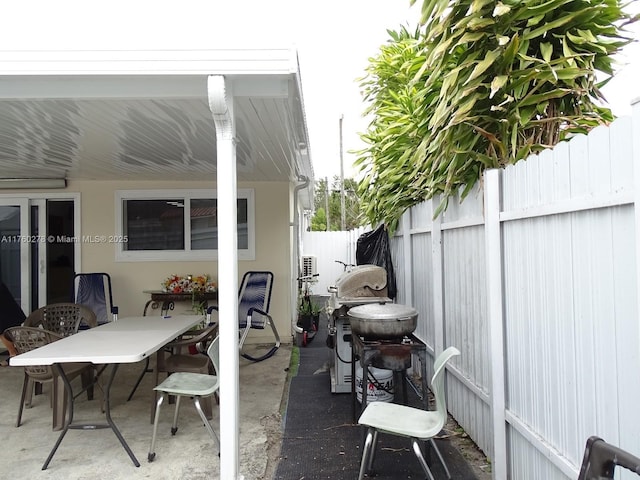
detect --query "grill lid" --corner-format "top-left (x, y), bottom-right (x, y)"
top-left (333, 265), bottom-right (388, 299)
top-left (347, 303), bottom-right (417, 321)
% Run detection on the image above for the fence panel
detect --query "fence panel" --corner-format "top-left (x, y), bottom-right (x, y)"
top-left (384, 104), bottom-right (640, 479)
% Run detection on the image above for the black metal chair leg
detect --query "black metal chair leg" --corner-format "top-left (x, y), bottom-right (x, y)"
top-left (127, 356), bottom-right (151, 401)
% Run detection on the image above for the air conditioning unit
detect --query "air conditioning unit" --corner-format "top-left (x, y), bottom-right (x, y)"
top-left (301, 255), bottom-right (317, 279)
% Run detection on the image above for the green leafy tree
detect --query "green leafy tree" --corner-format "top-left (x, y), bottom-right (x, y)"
top-left (311, 176), bottom-right (362, 231)
top-left (311, 207), bottom-right (328, 231)
top-left (356, 0), bottom-right (638, 232)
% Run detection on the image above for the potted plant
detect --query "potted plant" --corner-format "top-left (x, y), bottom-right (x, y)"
top-left (297, 295), bottom-right (321, 332)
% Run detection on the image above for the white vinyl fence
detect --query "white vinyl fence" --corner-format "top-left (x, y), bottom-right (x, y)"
top-left (301, 227), bottom-right (366, 296)
top-left (303, 100), bottom-right (640, 480)
top-left (390, 100), bottom-right (640, 480)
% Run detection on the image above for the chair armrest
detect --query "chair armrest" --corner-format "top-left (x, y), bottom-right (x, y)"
top-left (165, 323), bottom-right (218, 348)
top-left (206, 305), bottom-right (218, 323)
top-left (247, 307), bottom-right (272, 328)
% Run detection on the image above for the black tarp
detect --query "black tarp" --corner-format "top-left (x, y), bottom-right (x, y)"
top-left (355, 224), bottom-right (397, 299)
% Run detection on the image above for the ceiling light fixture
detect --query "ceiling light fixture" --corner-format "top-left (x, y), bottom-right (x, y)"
top-left (0, 178), bottom-right (67, 189)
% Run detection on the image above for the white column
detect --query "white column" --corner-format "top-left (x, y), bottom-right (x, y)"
top-left (484, 168), bottom-right (507, 480)
top-left (208, 75), bottom-right (242, 480)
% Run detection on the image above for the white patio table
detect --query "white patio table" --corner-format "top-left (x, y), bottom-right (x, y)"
top-left (9, 314), bottom-right (205, 470)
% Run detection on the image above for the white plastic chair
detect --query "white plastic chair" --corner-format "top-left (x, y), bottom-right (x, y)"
top-left (148, 336), bottom-right (220, 462)
top-left (357, 346), bottom-right (460, 480)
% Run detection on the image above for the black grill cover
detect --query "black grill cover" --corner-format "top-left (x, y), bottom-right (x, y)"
top-left (355, 224), bottom-right (397, 299)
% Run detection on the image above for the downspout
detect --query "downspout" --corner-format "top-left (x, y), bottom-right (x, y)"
top-left (292, 175), bottom-right (309, 333)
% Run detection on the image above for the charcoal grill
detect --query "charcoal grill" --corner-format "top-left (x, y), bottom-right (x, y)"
top-left (327, 265), bottom-right (392, 393)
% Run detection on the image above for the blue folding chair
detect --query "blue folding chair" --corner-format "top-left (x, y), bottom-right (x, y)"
top-left (72, 273), bottom-right (118, 326)
top-left (209, 271), bottom-right (280, 362)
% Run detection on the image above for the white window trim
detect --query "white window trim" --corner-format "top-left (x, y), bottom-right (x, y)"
top-left (114, 188), bottom-right (255, 262)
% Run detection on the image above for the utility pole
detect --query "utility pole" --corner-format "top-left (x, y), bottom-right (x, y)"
top-left (339, 115), bottom-right (345, 231)
top-left (325, 176), bottom-right (330, 231)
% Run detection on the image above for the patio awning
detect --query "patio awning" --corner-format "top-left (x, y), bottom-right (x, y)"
top-left (0, 48), bottom-right (313, 479)
top-left (0, 48), bottom-right (314, 207)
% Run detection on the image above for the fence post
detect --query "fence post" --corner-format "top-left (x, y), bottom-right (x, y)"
top-left (431, 195), bottom-right (445, 356)
top-left (400, 210), bottom-right (413, 306)
top-left (484, 169), bottom-right (508, 480)
top-left (634, 100), bottom-right (640, 377)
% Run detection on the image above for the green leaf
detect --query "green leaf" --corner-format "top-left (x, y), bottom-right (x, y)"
top-left (540, 42), bottom-right (553, 63)
top-left (465, 49), bottom-right (501, 85)
top-left (493, 2), bottom-right (511, 17)
top-left (490, 75), bottom-right (508, 99)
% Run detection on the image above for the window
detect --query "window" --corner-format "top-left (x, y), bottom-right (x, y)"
top-left (115, 189), bottom-right (255, 261)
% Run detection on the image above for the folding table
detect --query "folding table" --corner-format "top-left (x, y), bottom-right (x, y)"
top-left (10, 315), bottom-right (204, 470)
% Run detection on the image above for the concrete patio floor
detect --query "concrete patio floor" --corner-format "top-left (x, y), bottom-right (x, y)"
top-left (0, 343), bottom-right (291, 480)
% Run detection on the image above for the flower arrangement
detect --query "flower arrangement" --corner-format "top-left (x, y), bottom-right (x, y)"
top-left (162, 274), bottom-right (217, 294)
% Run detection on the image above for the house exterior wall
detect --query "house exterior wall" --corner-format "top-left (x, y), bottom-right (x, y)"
top-left (72, 179), bottom-right (293, 344)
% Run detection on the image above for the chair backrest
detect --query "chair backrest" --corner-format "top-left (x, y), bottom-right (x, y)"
top-left (578, 436), bottom-right (640, 479)
top-left (73, 272), bottom-right (117, 325)
top-left (206, 336), bottom-right (220, 383)
top-left (430, 346), bottom-right (460, 427)
top-left (24, 303), bottom-right (96, 336)
top-left (5, 326), bottom-right (61, 381)
top-left (237, 271), bottom-right (274, 327)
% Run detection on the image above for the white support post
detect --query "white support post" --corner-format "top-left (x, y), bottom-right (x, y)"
top-left (208, 75), bottom-right (242, 480)
top-left (484, 169), bottom-right (508, 480)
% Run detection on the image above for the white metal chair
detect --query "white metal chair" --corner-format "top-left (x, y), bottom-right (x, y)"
top-left (148, 335), bottom-right (220, 462)
top-left (357, 346), bottom-right (460, 480)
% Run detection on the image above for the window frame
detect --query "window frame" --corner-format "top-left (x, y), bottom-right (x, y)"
top-left (114, 188), bottom-right (255, 262)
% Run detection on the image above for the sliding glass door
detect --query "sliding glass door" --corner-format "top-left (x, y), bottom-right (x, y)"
top-left (0, 199), bottom-right (31, 314)
top-left (0, 198), bottom-right (76, 314)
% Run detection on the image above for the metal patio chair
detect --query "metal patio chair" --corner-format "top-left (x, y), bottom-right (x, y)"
top-left (148, 335), bottom-right (220, 462)
top-left (209, 270), bottom-right (280, 362)
top-left (357, 346), bottom-right (461, 480)
top-left (72, 272), bottom-right (119, 326)
top-left (148, 322), bottom-right (218, 423)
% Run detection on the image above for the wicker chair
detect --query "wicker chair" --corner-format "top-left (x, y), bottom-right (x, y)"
top-left (23, 303), bottom-right (99, 414)
top-left (24, 302), bottom-right (97, 335)
top-left (5, 326), bottom-right (98, 431)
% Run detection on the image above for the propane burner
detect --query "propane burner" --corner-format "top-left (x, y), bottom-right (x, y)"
top-left (350, 332), bottom-right (429, 421)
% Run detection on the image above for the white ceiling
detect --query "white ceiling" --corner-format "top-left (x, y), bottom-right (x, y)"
top-left (0, 56), bottom-right (314, 189)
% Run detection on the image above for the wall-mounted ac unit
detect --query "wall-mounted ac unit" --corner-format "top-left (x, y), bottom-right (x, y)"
top-left (301, 255), bottom-right (318, 279)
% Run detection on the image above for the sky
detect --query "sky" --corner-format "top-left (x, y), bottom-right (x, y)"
top-left (3, 0), bottom-right (639, 181)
